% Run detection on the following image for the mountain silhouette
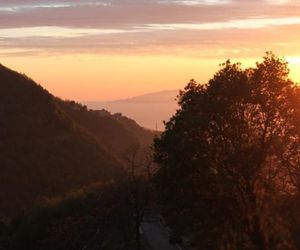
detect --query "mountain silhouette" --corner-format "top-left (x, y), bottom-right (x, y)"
top-left (0, 64), bottom-right (155, 217)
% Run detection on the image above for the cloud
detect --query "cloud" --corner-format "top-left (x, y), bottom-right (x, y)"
top-left (0, 1), bottom-right (110, 12)
top-left (158, 0), bottom-right (231, 6)
top-left (0, 0), bottom-right (299, 29)
top-left (0, 0), bottom-right (300, 58)
top-left (0, 26), bottom-right (136, 38)
top-left (141, 17), bottom-right (300, 30)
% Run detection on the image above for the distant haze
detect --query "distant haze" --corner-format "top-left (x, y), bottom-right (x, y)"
top-left (84, 90), bottom-right (179, 131)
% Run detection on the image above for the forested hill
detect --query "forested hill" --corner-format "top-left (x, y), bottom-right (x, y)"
top-left (58, 102), bottom-right (156, 159)
top-left (0, 64), bottom-right (155, 218)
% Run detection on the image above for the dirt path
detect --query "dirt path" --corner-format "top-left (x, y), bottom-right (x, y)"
top-left (141, 221), bottom-right (181, 250)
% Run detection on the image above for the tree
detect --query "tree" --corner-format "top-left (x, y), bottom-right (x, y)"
top-left (122, 145), bottom-right (156, 250)
top-left (154, 53), bottom-right (300, 249)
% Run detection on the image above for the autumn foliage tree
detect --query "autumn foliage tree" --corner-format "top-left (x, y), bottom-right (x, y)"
top-left (154, 53), bottom-right (300, 249)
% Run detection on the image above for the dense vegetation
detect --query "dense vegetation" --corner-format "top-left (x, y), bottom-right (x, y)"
top-left (154, 53), bottom-right (300, 249)
top-left (58, 101), bottom-right (154, 159)
top-left (0, 183), bottom-right (141, 250)
top-left (3, 53), bottom-right (300, 250)
top-left (0, 64), bottom-right (154, 219)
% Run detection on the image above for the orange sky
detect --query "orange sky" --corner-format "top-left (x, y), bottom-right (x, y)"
top-left (1, 0), bottom-right (300, 101)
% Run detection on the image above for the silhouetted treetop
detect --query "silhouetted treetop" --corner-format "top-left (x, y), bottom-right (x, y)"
top-left (154, 52), bottom-right (300, 249)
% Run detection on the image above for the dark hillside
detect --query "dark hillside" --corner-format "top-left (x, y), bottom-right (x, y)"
top-left (0, 65), bottom-right (154, 218)
top-left (58, 103), bottom-right (155, 158)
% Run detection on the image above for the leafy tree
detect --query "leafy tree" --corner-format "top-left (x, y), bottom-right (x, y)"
top-left (154, 53), bottom-right (300, 249)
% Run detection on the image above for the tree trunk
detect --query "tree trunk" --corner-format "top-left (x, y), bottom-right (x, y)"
top-left (251, 214), bottom-right (266, 250)
top-left (136, 215), bottom-right (142, 250)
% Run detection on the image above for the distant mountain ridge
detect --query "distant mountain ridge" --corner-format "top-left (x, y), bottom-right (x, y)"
top-left (84, 89), bottom-right (179, 130)
top-left (59, 102), bottom-right (156, 158)
top-left (0, 64), bottom-right (155, 217)
top-left (111, 90), bottom-right (179, 103)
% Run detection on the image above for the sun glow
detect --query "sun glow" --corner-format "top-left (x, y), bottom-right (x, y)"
top-left (0, 0), bottom-right (300, 100)
top-left (2, 53), bottom-right (299, 101)
top-left (0, 54), bottom-right (222, 101)
top-left (287, 57), bottom-right (300, 83)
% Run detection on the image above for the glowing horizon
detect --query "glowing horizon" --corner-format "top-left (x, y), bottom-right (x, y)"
top-left (1, 0), bottom-right (300, 101)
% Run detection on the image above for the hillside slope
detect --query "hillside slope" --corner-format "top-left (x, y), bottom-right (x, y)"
top-left (58, 103), bottom-right (155, 158)
top-left (0, 65), bottom-right (154, 217)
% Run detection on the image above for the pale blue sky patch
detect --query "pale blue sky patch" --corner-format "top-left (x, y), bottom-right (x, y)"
top-left (0, 1), bottom-right (110, 12)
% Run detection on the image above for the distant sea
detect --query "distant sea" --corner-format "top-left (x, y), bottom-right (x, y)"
top-left (83, 90), bottom-right (179, 131)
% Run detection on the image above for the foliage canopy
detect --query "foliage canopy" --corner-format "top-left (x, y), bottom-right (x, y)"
top-left (154, 53), bottom-right (300, 249)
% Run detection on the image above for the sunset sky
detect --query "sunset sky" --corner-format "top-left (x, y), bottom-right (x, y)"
top-left (1, 0), bottom-right (300, 101)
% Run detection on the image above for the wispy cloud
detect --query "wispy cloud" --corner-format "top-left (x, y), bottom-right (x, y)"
top-left (0, 1), bottom-right (110, 12)
top-left (0, 26), bottom-right (136, 38)
top-left (0, 0), bottom-right (300, 58)
top-left (140, 17), bottom-right (300, 30)
top-left (158, 0), bottom-right (231, 6)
